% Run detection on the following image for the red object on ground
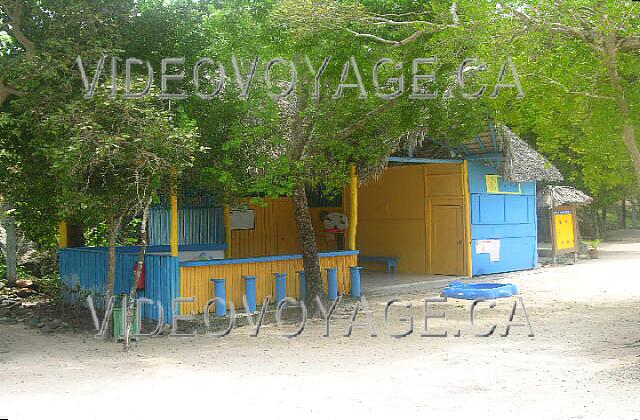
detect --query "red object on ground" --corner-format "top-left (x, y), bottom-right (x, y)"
top-left (134, 263), bottom-right (146, 290)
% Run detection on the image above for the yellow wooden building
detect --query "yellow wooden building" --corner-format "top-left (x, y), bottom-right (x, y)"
top-left (355, 124), bottom-right (563, 277)
top-left (58, 124), bottom-right (564, 322)
top-left (357, 162), bottom-right (472, 276)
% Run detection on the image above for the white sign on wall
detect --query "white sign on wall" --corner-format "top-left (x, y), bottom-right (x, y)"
top-left (476, 239), bottom-right (501, 262)
top-left (231, 209), bottom-right (255, 230)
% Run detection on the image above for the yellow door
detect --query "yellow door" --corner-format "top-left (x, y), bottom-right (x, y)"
top-left (554, 212), bottom-right (575, 250)
top-left (431, 205), bottom-right (465, 275)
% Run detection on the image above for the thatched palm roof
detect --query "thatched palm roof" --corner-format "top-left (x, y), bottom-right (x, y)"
top-left (394, 123), bottom-right (563, 183)
top-left (537, 185), bottom-right (593, 209)
top-left (500, 126), bottom-right (563, 183)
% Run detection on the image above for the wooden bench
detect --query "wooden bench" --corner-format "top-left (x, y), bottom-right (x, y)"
top-left (358, 255), bottom-right (398, 273)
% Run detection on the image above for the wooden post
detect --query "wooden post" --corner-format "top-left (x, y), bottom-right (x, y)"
top-left (2, 205), bottom-right (17, 286)
top-left (58, 221), bottom-right (69, 249)
top-left (170, 182), bottom-right (179, 257)
top-left (572, 204), bottom-right (580, 264)
top-left (462, 161), bottom-right (473, 277)
top-left (224, 204), bottom-right (232, 258)
top-left (550, 206), bottom-right (557, 265)
top-left (348, 164), bottom-right (358, 251)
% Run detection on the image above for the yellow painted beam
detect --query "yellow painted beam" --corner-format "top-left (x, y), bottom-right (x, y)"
top-left (224, 204), bottom-right (232, 258)
top-left (170, 182), bottom-right (179, 257)
top-left (462, 160), bottom-right (473, 277)
top-left (348, 164), bottom-right (359, 251)
top-left (58, 221), bottom-right (69, 249)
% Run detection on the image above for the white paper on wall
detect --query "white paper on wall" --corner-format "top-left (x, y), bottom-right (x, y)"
top-left (476, 239), bottom-right (501, 262)
top-left (231, 209), bottom-right (255, 230)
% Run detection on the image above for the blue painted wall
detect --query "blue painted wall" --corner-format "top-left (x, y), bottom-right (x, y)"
top-left (468, 162), bottom-right (538, 275)
top-left (149, 206), bottom-right (225, 246)
top-left (59, 248), bottom-right (180, 323)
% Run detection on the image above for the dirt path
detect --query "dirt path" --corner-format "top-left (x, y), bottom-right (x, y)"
top-left (1, 233), bottom-right (639, 419)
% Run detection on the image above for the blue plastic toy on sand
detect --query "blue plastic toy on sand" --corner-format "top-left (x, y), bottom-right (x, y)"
top-left (442, 281), bottom-right (518, 300)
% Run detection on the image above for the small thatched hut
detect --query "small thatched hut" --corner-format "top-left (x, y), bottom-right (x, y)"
top-left (537, 185), bottom-right (593, 250)
top-left (537, 185), bottom-right (593, 209)
top-left (358, 122), bottom-right (563, 276)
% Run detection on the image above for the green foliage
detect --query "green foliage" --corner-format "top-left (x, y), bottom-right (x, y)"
top-left (1, 1), bottom-right (199, 248)
top-left (2, 0), bottom-right (639, 254)
top-left (0, 1), bottom-right (138, 248)
top-left (42, 86), bottom-right (199, 230)
top-left (197, 0), bottom-right (448, 202)
top-left (478, 0), bottom-right (640, 206)
top-left (0, 261), bottom-right (30, 281)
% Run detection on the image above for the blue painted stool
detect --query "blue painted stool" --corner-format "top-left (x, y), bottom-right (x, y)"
top-left (212, 278), bottom-right (226, 316)
top-left (326, 267), bottom-right (338, 300)
top-left (358, 255), bottom-right (398, 273)
top-left (350, 266), bottom-right (362, 298)
top-left (243, 275), bottom-right (257, 313)
top-left (274, 273), bottom-right (287, 304)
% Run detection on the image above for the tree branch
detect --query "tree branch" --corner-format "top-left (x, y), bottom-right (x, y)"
top-left (0, 0), bottom-right (36, 56)
top-left (346, 27), bottom-right (442, 47)
top-left (345, 2), bottom-right (461, 47)
top-left (344, 28), bottom-right (398, 45)
top-left (511, 7), bottom-right (603, 52)
top-left (371, 12), bottom-right (426, 19)
top-left (367, 17), bottom-right (437, 26)
top-left (335, 99), bottom-right (398, 142)
top-left (395, 30), bottom-right (428, 47)
top-left (0, 72), bottom-right (26, 107)
top-left (549, 22), bottom-right (597, 47)
top-left (618, 35), bottom-right (640, 52)
top-left (522, 73), bottom-right (614, 100)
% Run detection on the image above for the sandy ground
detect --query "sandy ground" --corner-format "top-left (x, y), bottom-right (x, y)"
top-left (1, 232), bottom-right (640, 419)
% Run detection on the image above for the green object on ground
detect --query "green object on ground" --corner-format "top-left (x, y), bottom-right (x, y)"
top-left (584, 239), bottom-right (602, 249)
top-left (112, 306), bottom-right (139, 340)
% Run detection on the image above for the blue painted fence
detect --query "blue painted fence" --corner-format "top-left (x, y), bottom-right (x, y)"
top-left (149, 206), bottom-right (225, 246)
top-left (59, 247), bottom-right (180, 323)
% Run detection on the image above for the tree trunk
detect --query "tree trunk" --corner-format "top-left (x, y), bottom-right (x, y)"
top-left (621, 199), bottom-right (627, 229)
top-left (1, 203), bottom-right (18, 286)
top-left (123, 199), bottom-right (151, 351)
top-left (286, 69), bottom-right (324, 314)
top-left (591, 207), bottom-right (601, 239)
top-left (632, 197), bottom-right (639, 226)
top-left (603, 34), bottom-right (640, 184)
top-left (292, 183), bottom-right (322, 314)
top-left (104, 215), bottom-right (122, 340)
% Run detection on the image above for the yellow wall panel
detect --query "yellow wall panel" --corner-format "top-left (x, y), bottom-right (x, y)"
top-left (359, 165), bottom-right (426, 220)
top-left (358, 165), bottom-right (428, 273)
top-left (230, 198), bottom-right (342, 259)
top-left (358, 163), bottom-right (468, 275)
top-left (427, 171), bottom-right (463, 197)
top-left (357, 220), bottom-right (427, 273)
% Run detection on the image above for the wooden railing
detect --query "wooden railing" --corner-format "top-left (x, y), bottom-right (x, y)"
top-left (179, 251), bottom-right (359, 314)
